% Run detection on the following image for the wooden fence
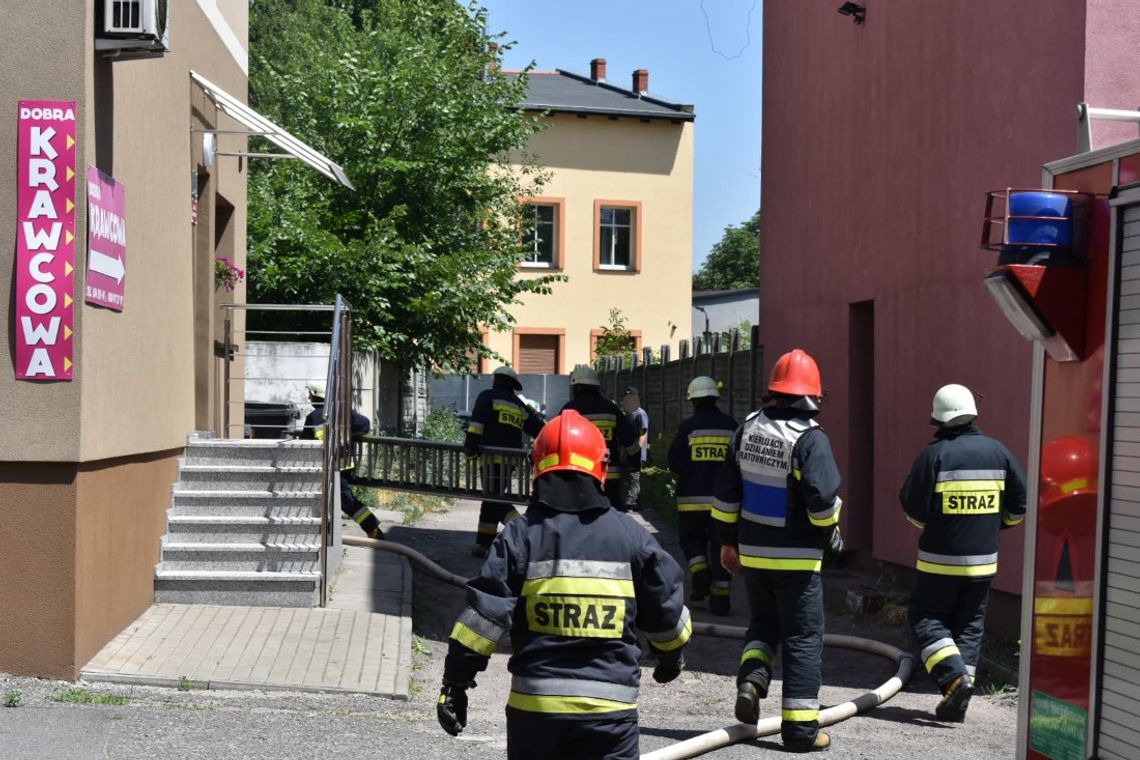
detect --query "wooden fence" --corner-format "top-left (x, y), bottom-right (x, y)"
top-left (595, 326), bottom-right (764, 447)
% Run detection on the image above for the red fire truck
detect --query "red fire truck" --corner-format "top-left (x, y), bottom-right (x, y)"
top-left (983, 111), bottom-right (1140, 760)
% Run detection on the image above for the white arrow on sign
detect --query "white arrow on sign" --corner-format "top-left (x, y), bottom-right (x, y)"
top-left (89, 249), bottom-right (125, 284)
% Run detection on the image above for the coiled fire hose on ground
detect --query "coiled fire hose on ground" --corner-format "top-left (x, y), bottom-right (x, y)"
top-left (344, 536), bottom-right (915, 760)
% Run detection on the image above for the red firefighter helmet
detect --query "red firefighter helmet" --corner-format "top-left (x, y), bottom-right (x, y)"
top-left (1039, 435), bottom-right (1098, 509)
top-left (532, 410), bottom-right (608, 485)
top-left (768, 349), bottom-right (822, 397)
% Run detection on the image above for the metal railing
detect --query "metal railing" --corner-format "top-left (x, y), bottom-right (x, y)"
top-left (353, 436), bottom-right (533, 506)
top-left (318, 295), bottom-right (353, 606)
top-left (220, 303), bottom-right (337, 439)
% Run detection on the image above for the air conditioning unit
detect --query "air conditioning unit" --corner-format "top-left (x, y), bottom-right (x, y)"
top-left (96, 0), bottom-right (169, 59)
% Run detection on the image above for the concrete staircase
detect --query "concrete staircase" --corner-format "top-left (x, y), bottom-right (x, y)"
top-left (155, 438), bottom-right (336, 607)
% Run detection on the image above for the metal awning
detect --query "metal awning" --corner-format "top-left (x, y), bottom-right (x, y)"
top-left (190, 70), bottom-right (354, 190)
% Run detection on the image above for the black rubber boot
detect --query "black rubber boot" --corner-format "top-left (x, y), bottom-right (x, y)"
top-left (786, 732), bottom-right (831, 753)
top-left (734, 680), bottom-right (766, 724)
top-left (935, 676), bottom-right (974, 722)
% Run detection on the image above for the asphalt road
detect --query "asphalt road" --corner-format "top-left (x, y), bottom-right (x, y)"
top-left (0, 498), bottom-right (1018, 759)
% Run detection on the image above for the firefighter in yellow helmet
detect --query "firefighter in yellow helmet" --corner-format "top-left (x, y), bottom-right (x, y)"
top-left (438, 410), bottom-right (691, 758)
top-left (713, 349), bottom-right (843, 753)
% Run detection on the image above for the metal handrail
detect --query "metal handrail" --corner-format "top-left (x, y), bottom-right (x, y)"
top-left (354, 435), bottom-right (533, 506)
top-left (318, 295), bottom-right (353, 606)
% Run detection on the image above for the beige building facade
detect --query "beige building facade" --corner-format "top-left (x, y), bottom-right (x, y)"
top-left (486, 62), bottom-right (694, 372)
top-left (0, 0), bottom-right (249, 678)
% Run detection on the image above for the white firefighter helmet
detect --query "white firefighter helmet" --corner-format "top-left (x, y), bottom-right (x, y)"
top-left (687, 376), bottom-right (720, 399)
top-left (492, 365), bottom-right (523, 390)
top-left (306, 379), bottom-right (326, 398)
top-left (931, 383), bottom-right (978, 427)
top-left (570, 365), bottom-right (601, 387)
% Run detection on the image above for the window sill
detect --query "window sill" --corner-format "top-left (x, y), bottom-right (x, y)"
top-left (597, 264), bottom-right (636, 273)
top-left (519, 262), bottom-right (557, 270)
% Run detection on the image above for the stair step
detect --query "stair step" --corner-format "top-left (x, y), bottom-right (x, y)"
top-left (184, 440), bottom-right (322, 467)
top-left (157, 542), bottom-right (321, 572)
top-left (170, 491), bottom-right (321, 517)
top-left (166, 515), bottom-right (322, 526)
top-left (154, 569), bottom-right (320, 607)
top-left (176, 469), bottom-right (322, 492)
top-left (161, 541), bottom-right (321, 552)
top-left (180, 464), bottom-right (322, 475)
top-left (165, 515), bottom-right (322, 543)
top-left (155, 569), bottom-right (320, 581)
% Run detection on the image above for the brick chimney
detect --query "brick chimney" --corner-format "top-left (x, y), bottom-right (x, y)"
top-left (590, 58), bottom-right (607, 82)
top-left (632, 68), bottom-right (649, 95)
top-left (488, 41), bottom-right (499, 73)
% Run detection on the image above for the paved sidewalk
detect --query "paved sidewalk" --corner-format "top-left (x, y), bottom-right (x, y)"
top-left (81, 532), bottom-right (412, 699)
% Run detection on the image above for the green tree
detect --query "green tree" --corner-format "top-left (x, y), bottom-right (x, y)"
top-left (594, 308), bottom-right (637, 358)
top-left (720, 319), bottom-right (753, 349)
top-left (693, 209), bottom-right (760, 291)
top-left (246, 0), bottom-right (558, 372)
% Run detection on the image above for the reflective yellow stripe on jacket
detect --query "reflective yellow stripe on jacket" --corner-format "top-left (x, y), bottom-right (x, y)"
top-left (507, 676), bottom-right (638, 715)
top-left (738, 545), bottom-right (824, 572)
top-left (916, 550), bottom-right (998, 577)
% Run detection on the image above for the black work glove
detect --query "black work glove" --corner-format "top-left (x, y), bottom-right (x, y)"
top-left (437, 680), bottom-right (475, 736)
top-left (653, 653), bottom-right (684, 684)
top-left (827, 526), bottom-right (844, 555)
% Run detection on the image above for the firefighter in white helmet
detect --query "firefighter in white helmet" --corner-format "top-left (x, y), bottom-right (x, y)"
top-left (667, 376), bottom-right (739, 615)
top-left (899, 383), bottom-right (1027, 721)
top-left (560, 365), bottom-right (640, 510)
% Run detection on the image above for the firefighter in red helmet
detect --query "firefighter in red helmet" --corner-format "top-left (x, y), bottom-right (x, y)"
top-left (438, 410), bottom-right (691, 759)
top-left (713, 348), bottom-right (844, 753)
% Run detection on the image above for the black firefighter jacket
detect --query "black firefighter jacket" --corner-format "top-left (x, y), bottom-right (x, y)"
top-left (560, 390), bottom-right (641, 477)
top-left (899, 425), bottom-right (1027, 579)
top-left (465, 386), bottom-right (545, 451)
top-left (667, 407), bottom-right (740, 513)
top-left (444, 473), bottom-right (691, 719)
top-left (712, 407), bottom-right (843, 572)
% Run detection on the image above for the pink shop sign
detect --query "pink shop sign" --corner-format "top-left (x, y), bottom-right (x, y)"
top-left (15, 100), bottom-right (77, 381)
top-left (85, 166), bottom-right (126, 311)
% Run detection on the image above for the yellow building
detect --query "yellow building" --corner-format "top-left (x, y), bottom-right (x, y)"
top-left (488, 59), bottom-right (695, 373)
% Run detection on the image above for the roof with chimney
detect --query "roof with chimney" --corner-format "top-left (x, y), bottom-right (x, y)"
top-left (508, 63), bottom-right (695, 122)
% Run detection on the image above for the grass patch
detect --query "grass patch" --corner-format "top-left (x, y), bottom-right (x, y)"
top-left (872, 595), bottom-right (910, 629)
top-left (51, 688), bottom-right (129, 706)
top-left (640, 467), bottom-right (678, 526)
top-left (178, 675), bottom-right (193, 692)
top-left (3, 690), bottom-right (22, 708)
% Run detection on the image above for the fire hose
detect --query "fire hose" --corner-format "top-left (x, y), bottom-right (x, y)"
top-left (343, 536), bottom-right (915, 760)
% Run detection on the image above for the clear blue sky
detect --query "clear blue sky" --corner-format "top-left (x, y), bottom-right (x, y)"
top-left (480, 0), bottom-right (762, 272)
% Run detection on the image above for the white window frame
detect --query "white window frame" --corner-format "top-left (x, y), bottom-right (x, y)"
top-left (598, 205), bottom-right (635, 270)
top-left (521, 203), bottom-right (558, 269)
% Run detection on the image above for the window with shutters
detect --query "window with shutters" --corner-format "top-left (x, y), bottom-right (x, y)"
top-left (594, 200), bottom-right (642, 272)
top-left (515, 331), bottom-right (564, 375)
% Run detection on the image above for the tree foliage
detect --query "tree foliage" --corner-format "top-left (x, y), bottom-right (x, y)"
top-left (692, 209), bottom-right (760, 291)
top-left (247, 0), bottom-right (558, 371)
